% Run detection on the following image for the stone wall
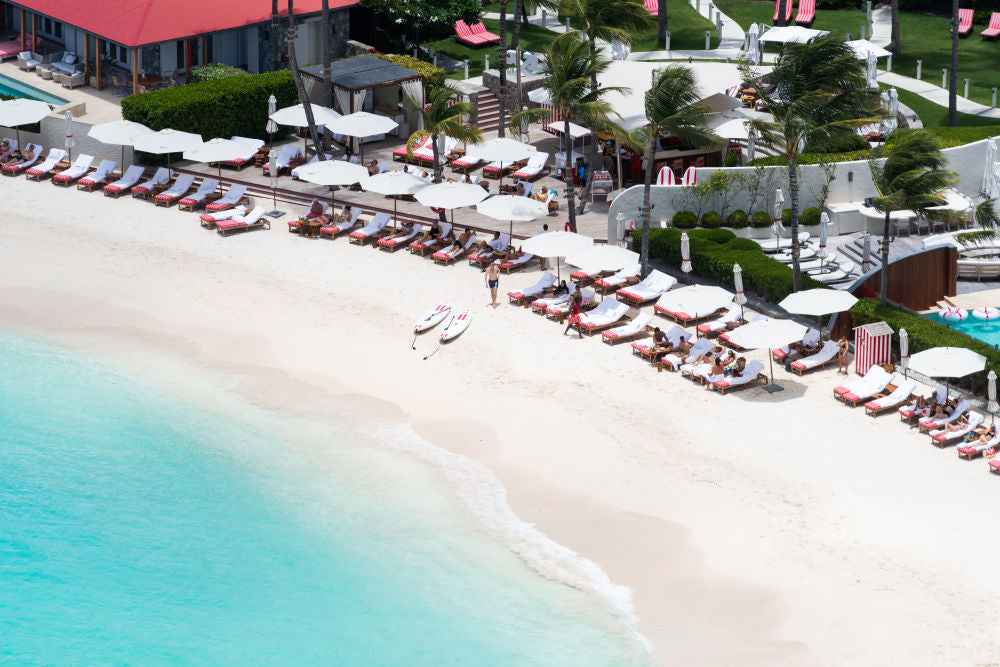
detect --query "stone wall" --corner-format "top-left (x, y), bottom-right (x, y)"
top-left (481, 69), bottom-right (546, 113)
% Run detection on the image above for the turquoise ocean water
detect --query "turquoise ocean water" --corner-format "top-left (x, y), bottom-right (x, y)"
top-left (0, 330), bottom-right (648, 665)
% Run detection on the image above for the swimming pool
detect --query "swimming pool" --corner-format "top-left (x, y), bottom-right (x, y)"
top-left (926, 312), bottom-right (1000, 348)
top-left (0, 72), bottom-right (68, 106)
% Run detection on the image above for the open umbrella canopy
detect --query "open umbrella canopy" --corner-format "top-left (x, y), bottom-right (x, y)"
top-left (778, 289), bottom-right (858, 316)
top-left (544, 121), bottom-right (591, 139)
top-left (269, 103), bottom-right (341, 128)
top-left (726, 317), bottom-right (807, 351)
top-left (87, 119), bottom-right (153, 146)
top-left (908, 347), bottom-right (986, 379)
top-left (565, 244), bottom-right (638, 271)
top-left (294, 159), bottom-right (369, 186)
top-left (847, 39), bottom-right (891, 59)
top-left (327, 111), bottom-right (398, 138)
top-left (183, 137), bottom-right (252, 163)
top-left (0, 98), bottom-right (51, 127)
top-left (759, 25), bottom-right (829, 43)
top-left (360, 170), bottom-right (429, 196)
top-left (655, 284), bottom-right (734, 317)
top-left (415, 181), bottom-right (489, 209)
top-left (464, 137), bottom-right (536, 163)
top-left (476, 195), bottom-right (548, 222)
top-left (133, 128), bottom-right (204, 155)
top-left (521, 231), bottom-right (594, 258)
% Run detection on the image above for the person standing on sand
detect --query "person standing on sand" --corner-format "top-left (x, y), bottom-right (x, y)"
top-left (563, 292), bottom-right (583, 338)
top-left (836, 337), bottom-right (850, 375)
top-left (538, 223), bottom-right (549, 270)
top-left (485, 260), bottom-right (501, 308)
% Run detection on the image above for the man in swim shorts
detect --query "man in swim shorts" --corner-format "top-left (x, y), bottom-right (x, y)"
top-left (485, 260), bottom-right (501, 308)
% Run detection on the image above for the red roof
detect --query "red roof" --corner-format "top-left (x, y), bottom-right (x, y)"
top-left (13, 0), bottom-right (356, 47)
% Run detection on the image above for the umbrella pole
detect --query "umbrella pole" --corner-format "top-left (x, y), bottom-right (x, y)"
top-left (616, 138), bottom-right (622, 191)
top-left (763, 348), bottom-right (784, 393)
top-left (394, 198), bottom-right (398, 229)
top-left (121, 145), bottom-right (125, 171)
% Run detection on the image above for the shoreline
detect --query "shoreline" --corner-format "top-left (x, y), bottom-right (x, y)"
top-left (3, 180), bottom-right (1000, 665)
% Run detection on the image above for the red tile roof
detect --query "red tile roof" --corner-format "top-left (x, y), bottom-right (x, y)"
top-left (13, 0), bottom-right (356, 47)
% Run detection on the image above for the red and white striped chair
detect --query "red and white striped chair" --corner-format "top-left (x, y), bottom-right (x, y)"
top-left (773, 0), bottom-right (794, 23)
top-left (794, 0), bottom-right (815, 25)
top-left (953, 8), bottom-right (973, 36)
top-left (982, 12), bottom-right (1000, 39)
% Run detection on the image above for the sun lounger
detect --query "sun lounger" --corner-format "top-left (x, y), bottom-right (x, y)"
top-left (24, 148), bottom-right (66, 181)
top-left (177, 179), bottom-right (220, 211)
top-left (511, 152), bottom-right (550, 181)
top-left (929, 412), bottom-right (984, 447)
top-left (482, 158), bottom-right (526, 179)
top-left (394, 135), bottom-right (432, 162)
top-left (450, 153), bottom-right (485, 173)
top-left (794, 0), bottom-right (815, 25)
top-left (603, 313), bottom-right (653, 345)
top-left (531, 282), bottom-right (576, 313)
top-left (468, 233), bottom-right (511, 267)
top-left (0, 37), bottom-right (39, 61)
top-left (954, 8), bottom-right (973, 36)
top-left (772, 327), bottom-right (821, 361)
top-left (712, 360), bottom-right (768, 394)
top-left (756, 231), bottom-right (810, 253)
top-left (696, 305), bottom-right (744, 337)
top-left (319, 207), bottom-right (363, 238)
top-left (631, 324), bottom-right (690, 361)
top-left (199, 205), bottom-right (247, 229)
top-left (498, 253), bottom-right (537, 273)
top-left (216, 206), bottom-right (269, 236)
top-left (204, 183), bottom-right (248, 212)
top-left (546, 289), bottom-right (596, 322)
top-left (773, 0), bottom-right (793, 23)
top-left (379, 223), bottom-right (424, 251)
top-left (616, 270), bottom-right (676, 306)
top-left (957, 429), bottom-right (1000, 460)
top-left (507, 271), bottom-right (556, 305)
top-left (653, 294), bottom-right (730, 326)
top-left (990, 458), bottom-right (1000, 474)
top-left (77, 159), bottom-right (117, 191)
top-left (221, 136), bottom-right (264, 170)
top-left (408, 222), bottom-right (453, 255)
top-left (103, 165), bottom-right (146, 197)
top-left (789, 339), bottom-right (839, 374)
top-left (2, 143), bottom-right (42, 175)
top-left (864, 381), bottom-right (916, 417)
top-left (433, 232), bottom-right (477, 264)
top-left (349, 212), bottom-right (392, 245)
top-left (833, 366), bottom-right (893, 405)
top-left (454, 19), bottom-right (500, 47)
top-left (51, 154), bottom-right (94, 186)
top-left (413, 136), bottom-right (458, 167)
top-left (898, 385), bottom-right (948, 425)
top-left (594, 263), bottom-right (641, 295)
top-left (262, 144), bottom-right (302, 176)
top-left (982, 11), bottom-right (1000, 39)
top-left (153, 173), bottom-right (196, 206)
top-left (131, 167), bottom-right (172, 199)
top-left (918, 398), bottom-right (971, 433)
top-left (568, 300), bottom-right (630, 336)
top-left (659, 338), bottom-right (713, 372)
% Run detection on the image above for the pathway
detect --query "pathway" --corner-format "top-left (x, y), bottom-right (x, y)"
top-left (878, 71), bottom-right (1000, 120)
top-left (630, 0), bottom-right (748, 61)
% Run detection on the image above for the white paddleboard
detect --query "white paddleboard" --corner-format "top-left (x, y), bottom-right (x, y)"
top-left (439, 310), bottom-right (472, 342)
top-left (414, 302), bottom-right (451, 333)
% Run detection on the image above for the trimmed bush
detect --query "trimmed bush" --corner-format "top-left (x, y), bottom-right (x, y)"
top-left (122, 70), bottom-right (297, 163)
top-left (750, 211), bottom-right (772, 228)
top-left (850, 298), bottom-right (997, 395)
top-left (190, 63), bottom-right (248, 83)
top-left (726, 209), bottom-right (748, 229)
top-left (700, 211), bottom-right (722, 229)
top-left (803, 131), bottom-right (870, 154)
top-left (374, 54), bottom-right (446, 88)
top-left (632, 227), bottom-right (822, 301)
top-left (800, 207), bottom-right (822, 226)
top-left (748, 149), bottom-right (871, 166)
top-left (672, 211), bottom-right (697, 229)
top-left (781, 208), bottom-right (792, 226)
top-left (723, 152), bottom-right (740, 167)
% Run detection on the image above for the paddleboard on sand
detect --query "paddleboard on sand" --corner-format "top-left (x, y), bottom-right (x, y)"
top-left (440, 310), bottom-right (472, 342)
top-left (414, 302), bottom-right (451, 333)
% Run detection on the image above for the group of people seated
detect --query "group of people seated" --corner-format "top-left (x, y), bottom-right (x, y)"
top-left (301, 201), bottom-right (356, 227)
top-left (0, 140), bottom-right (32, 167)
top-left (909, 392), bottom-right (957, 421)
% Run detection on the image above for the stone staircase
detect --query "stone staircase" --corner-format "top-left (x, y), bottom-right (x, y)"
top-left (475, 89), bottom-right (501, 132)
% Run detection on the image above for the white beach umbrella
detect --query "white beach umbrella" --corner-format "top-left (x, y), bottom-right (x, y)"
top-left (362, 170), bottom-right (431, 226)
top-left (656, 284), bottom-right (734, 318)
top-left (87, 119), bottom-right (153, 168)
top-left (908, 347), bottom-right (986, 380)
top-left (565, 244), bottom-right (638, 272)
top-left (727, 317), bottom-right (808, 390)
top-left (133, 128), bottom-right (204, 170)
top-left (528, 88), bottom-right (553, 106)
top-left (818, 212), bottom-right (829, 265)
top-left (0, 98), bottom-right (51, 146)
top-left (866, 51), bottom-right (878, 89)
top-left (295, 159), bottom-right (369, 186)
top-left (63, 110), bottom-right (74, 162)
top-left (266, 94), bottom-right (278, 135)
top-left (680, 232), bottom-right (692, 279)
top-left (416, 181), bottom-right (489, 210)
top-left (758, 26), bottom-right (829, 43)
top-left (327, 111), bottom-right (398, 161)
top-left (988, 370), bottom-right (997, 422)
top-left (733, 263), bottom-right (747, 319)
top-left (861, 232), bottom-right (873, 272)
top-left (184, 137), bottom-right (257, 186)
top-left (478, 194), bottom-right (549, 241)
top-left (846, 39), bottom-right (891, 59)
top-left (773, 188), bottom-right (785, 240)
top-left (466, 137), bottom-right (536, 190)
top-left (523, 230), bottom-right (594, 279)
top-left (779, 289), bottom-right (858, 317)
top-left (269, 103), bottom-right (342, 128)
top-left (899, 327), bottom-right (909, 376)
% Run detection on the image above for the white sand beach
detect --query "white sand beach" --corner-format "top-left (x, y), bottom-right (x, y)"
top-left (2, 179), bottom-right (999, 666)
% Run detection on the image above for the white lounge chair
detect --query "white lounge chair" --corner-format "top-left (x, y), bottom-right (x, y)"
top-left (595, 263), bottom-right (641, 293)
top-left (833, 366), bottom-right (893, 405)
top-left (216, 206), bottom-right (269, 236)
top-left (615, 270), bottom-right (677, 306)
top-left (813, 261), bottom-right (856, 284)
top-left (469, 233), bottom-right (511, 265)
top-left (773, 327), bottom-right (821, 361)
top-left (153, 173), bottom-right (196, 206)
top-left (546, 288), bottom-right (596, 319)
top-left (266, 144), bottom-right (303, 175)
top-left (51, 154), bottom-right (94, 186)
top-left (507, 271), bottom-right (556, 304)
top-left (319, 207), bottom-right (364, 238)
top-left (603, 312), bottom-right (653, 344)
top-left (661, 338), bottom-right (713, 371)
top-left (571, 300), bottom-right (630, 335)
top-left (631, 324), bottom-right (693, 360)
top-left (789, 340), bottom-right (840, 374)
top-left (756, 231), bottom-right (811, 253)
top-left (178, 179), bottom-right (220, 211)
top-left (1, 142), bottom-right (40, 175)
top-left (957, 426), bottom-right (1000, 459)
top-left (103, 165), bottom-right (146, 197)
top-left (25, 148), bottom-right (67, 180)
top-left (498, 252), bottom-right (535, 273)
top-left (712, 360), bottom-right (767, 393)
top-left (200, 205), bottom-right (247, 228)
top-left (511, 152), bottom-right (549, 180)
top-left (864, 380), bottom-right (916, 416)
top-left (532, 282), bottom-right (577, 311)
top-left (918, 398), bottom-right (971, 432)
top-left (223, 136), bottom-right (264, 169)
top-left (349, 212), bottom-right (392, 245)
top-left (131, 167), bottom-right (172, 198)
top-left (205, 183), bottom-right (247, 212)
top-left (929, 411), bottom-right (983, 446)
top-left (378, 223), bottom-right (423, 251)
top-left (696, 305), bottom-right (744, 336)
top-left (433, 232), bottom-right (477, 264)
top-left (77, 159), bottom-right (117, 191)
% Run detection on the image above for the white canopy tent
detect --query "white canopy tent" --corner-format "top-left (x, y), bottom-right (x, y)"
top-left (758, 26), bottom-right (830, 43)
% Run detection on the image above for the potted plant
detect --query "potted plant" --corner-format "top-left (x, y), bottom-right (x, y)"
top-left (800, 206), bottom-right (822, 237)
top-left (749, 211), bottom-right (772, 239)
top-left (726, 209), bottom-right (749, 238)
top-left (671, 211), bottom-right (697, 229)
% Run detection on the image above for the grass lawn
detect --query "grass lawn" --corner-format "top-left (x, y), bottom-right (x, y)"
top-left (716, 0), bottom-right (868, 39)
top-left (427, 19), bottom-right (558, 80)
top-left (884, 83), bottom-right (1000, 128)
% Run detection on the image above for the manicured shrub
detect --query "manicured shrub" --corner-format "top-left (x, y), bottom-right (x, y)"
top-left (748, 149), bottom-right (871, 166)
top-left (672, 211), bottom-right (697, 229)
top-left (374, 54), bottom-right (446, 88)
top-left (781, 208), bottom-right (792, 226)
top-left (800, 207), bottom-right (822, 226)
top-left (803, 131), bottom-right (870, 154)
top-left (726, 209), bottom-right (749, 229)
top-left (723, 152), bottom-right (740, 167)
top-left (750, 211), bottom-right (772, 228)
top-left (700, 211), bottom-right (722, 229)
top-left (189, 63), bottom-right (248, 83)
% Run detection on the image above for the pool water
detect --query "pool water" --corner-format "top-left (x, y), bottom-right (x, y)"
top-left (0, 72), bottom-right (68, 105)
top-left (926, 313), bottom-right (1000, 348)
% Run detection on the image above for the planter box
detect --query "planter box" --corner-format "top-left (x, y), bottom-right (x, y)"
top-left (750, 226), bottom-right (772, 239)
top-left (727, 227), bottom-right (750, 238)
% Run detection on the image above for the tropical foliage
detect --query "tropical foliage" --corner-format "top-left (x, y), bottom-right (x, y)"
top-left (404, 84), bottom-right (482, 183)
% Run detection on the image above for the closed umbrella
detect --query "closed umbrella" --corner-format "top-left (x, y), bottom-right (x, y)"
top-left (861, 232), bottom-right (873, 272)
top-left (733, 263), bottom-right (747, 319)
top-left (522, 230), bottom-right (594, 279)
top-left (899, 327), bottom-right (909, 377)
top-left (616, 211), bottom-right (626, 247)
top-left (866, 51), bottom-right (878, 88)
top-left (327, 111), bottom-right (399, 161)
top-left (0, 98), bottom-right (51, 147)
top-left (983, 138), bottom-right (999, 199)
top-left (989, 369), bottom-right (997, 423)
top-left (63, 110), bottom-right (74, 162)
top-left (746, 127), bottom-right (755, 161)
top-left (88, 119), bottom-right (153, 169)
top-left (183, 137), bottom-right (254, 187)
top-left (680, 232), bottom-right (692, 282)
top-left (773, 188), bottom-right (785, 242)
top-left (133, 128), bottom-right (204, 171)
top-left (818, 212), bottom-right (829, 267)
top-left (726, 317), bottom-right (808, 392)
top-left (267, 149), bottom-right (282, 217)
top-left (266, 94), bottom-right (279, 135)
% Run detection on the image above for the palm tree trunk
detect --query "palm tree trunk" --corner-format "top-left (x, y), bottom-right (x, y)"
top-left (576, 40), bottom-right (601, 215)
top-left (949, 0), bottom-right (959, 127)
top-left (432, 133), bottom-right (441, 183)
top-left (287, 0), bottom-right (324, 161)
top-left (498, 1), bottom-right (508, 138)
top-left (520, 0), bottom-right (529, 26)
top-left (777, 0), bottom-right (787, 27)
top-left (270, 0), bottom-right (281, 71)
top-left (639, 131), bottom-right (656, 276)
top-left (880, 209), bottom-right (891, 305)
top-left (512, 1), bottom-right (523, 113)
top-left (564, 116), bottom-right (577, 232)
top-left (890, 0), bottom-right (900, 57)
top-left (788, 154), bottom-right (801, 291)
top-left (657, 0), bottom-right (668, 45)
top-left (321, 0), bottom-right (332, 152)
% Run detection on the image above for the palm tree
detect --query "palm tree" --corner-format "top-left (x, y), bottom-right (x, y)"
top-left (890, 0), bottom-right (900, 57)
top-left (657, 0), bottom-right (668, 45)
top-left (626, 66), bottom-right (719, 276)
top-left (741, 34), bottom-right (883, 291)
top-left (949, 0), bottom-right (959, 126)
top-left (511, 31), bottom-right (626, 232)
top-left (776, 0), bottom-right (788, 27)
top-left (497, 0), bottom-right (511, 138)
top-left (869, 131), bottom-right (956, 305)
top-left (403, 84), bottom-right (482, 183)
top-left (320, 0), bottom-right (332, 152)
top-left (560, 0), bottom-right (653, 212)
top-left (287, 0), bottom-right (325, 160)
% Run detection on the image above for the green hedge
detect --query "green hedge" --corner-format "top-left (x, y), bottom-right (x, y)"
top-left (635, 227), bottom-right (823, 302)
top-left (801, 207), bottom-right (821, 226)
top-left (190, 63), bottom-right (249, 83)
top-left (750, 211), bottom-right (771, 228)
top-left (121, 70), bottom-right (298, 160)
top-left (672, 211), bottom-right (697, 229)
top-left (701, 211), bottom-right (722, 229)
top-left (374, 54), bottom-right (445, 88)
top-left (726, 209), bottom-right (748, 229)
top-left (850, 298), bottom-right (997, 395)
top-left (748, 149), bottom-right (871, 167)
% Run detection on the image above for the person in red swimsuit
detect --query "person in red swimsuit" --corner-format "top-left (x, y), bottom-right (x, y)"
top-left (563, 292), bottom-right (583, 338)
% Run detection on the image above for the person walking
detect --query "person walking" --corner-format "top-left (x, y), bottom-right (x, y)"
top-left (485, 260), bottom-right (501, 308)
top-left (563, 292), bottom-right (583, 338)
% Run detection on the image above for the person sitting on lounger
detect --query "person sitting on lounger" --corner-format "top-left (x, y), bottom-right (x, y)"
top-left (332, 204), bottom-right (353, 224)
top-left (440, 228), bottom-right (473, 260)
top-left (970, 423), bottom-right (997, 446)
top-left (705, 356), bottom-right (726, 391)
top-left (461, 174), bottom-right (473, 184)
top-left (302, 201), bottom-right (328, 225)
top-left (473, 231), bottom-right (503, 256)
top-left (514, 183), bottom-right (525, 196)
top-left (552, 280), bottom-right (570, 297)
top-left (943, 415), bottom-right (970, 433)
top-left (721, 350), bottom-right (736, 368)
top-left (366, 159), bottom-right (379, 176)
top-left (728, 356), bottom-right (746, 377)
top-left (648, 327), bottom-right (667, 348)
top-left (414, 221), bottom-right (442, 245)
top-left (929, 403), bottom-right (949, 421)
top-left (384, 220), bottom-right (415, 242)
top-left (0, 140), bottom-right (10, 162)
top-left (2, 145), bottom-right (32, 167)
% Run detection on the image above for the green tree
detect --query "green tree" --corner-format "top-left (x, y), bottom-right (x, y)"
top-left (560, 0), bottom-right (653, 213)
top-left (741, 34), bottom-right (883, 291)
top-left (625, 65), bottom-right (718, 276)
top-left (511, 31), bottom-right (625, 232)
top-left (403, 84), bottom-right (482, 183)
